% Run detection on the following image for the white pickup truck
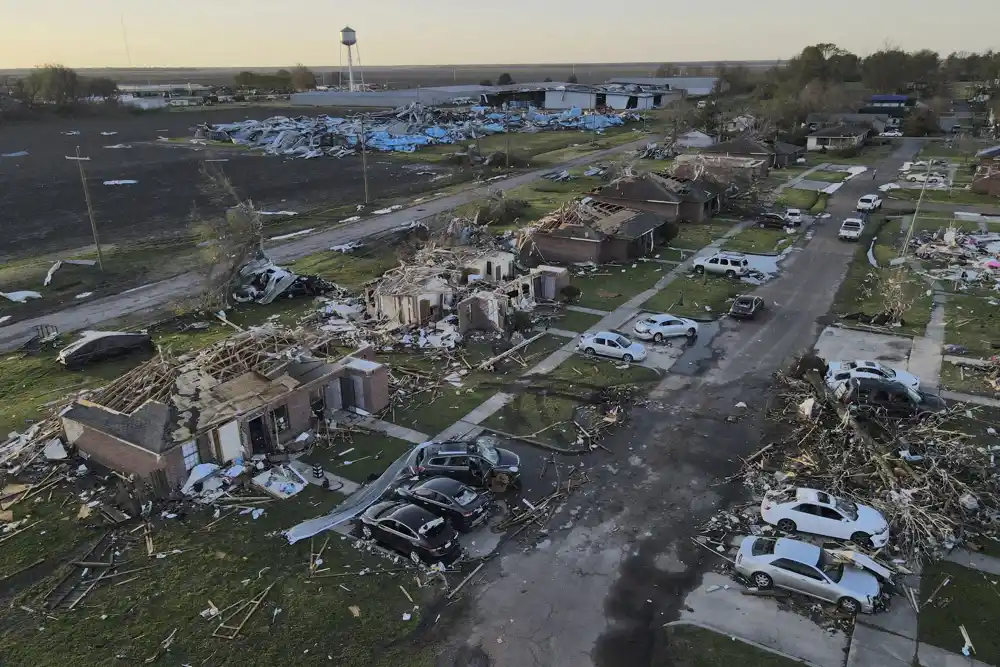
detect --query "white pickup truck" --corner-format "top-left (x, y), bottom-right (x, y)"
top-left (838, 218), bottom-right (865, 241)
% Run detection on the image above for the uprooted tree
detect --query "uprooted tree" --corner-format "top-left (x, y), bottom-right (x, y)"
top-left (190, 165), bottom-right (264, 310)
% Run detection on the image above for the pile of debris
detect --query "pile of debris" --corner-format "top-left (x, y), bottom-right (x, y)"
top-left (191, 105), bottom-right (636, 159)
top-left (743, 370), bottom-right (1000, 563)
top-left (909, 226), bottom-right (1000, 291)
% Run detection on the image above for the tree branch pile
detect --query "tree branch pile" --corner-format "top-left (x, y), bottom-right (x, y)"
top-left (744, 370), bottom-right (1000, 564)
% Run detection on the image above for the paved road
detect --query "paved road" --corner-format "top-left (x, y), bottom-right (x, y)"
top-left (0, 136), bottom-right (652, 352)
top-left (437, 139), bottom-right (923, 667)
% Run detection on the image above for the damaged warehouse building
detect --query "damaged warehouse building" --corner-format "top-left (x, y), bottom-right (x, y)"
top-left (59, 329), bottom-right (389, 488)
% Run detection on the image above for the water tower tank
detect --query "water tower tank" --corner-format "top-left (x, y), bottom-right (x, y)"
top-left (341, 26), bottom-right (357, 46)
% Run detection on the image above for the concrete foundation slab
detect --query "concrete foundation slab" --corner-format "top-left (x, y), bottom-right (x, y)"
top-left (813, 326), bottom-right (913, 367)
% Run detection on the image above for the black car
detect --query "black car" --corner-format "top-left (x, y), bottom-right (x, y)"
top-left (729, 295), bottom-right (766, 319)
top-left (57, 331), bottom-right (154, 369)
top-left (357, 501), bottom-right (461, 564)
top-left (841, 377), bottom-right (946, 420)
top-left (756, 213), bottom-right (789, 229)
top-left (396, 477), bottom-right (491, 532)
top-left (406, 436), bottom-right (521, 488)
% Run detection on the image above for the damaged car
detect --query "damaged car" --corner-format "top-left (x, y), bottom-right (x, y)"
top-left (395, 476), bottom-right (491, 532)
top-left (735, 536), bottom-right (882, 614)
top-left (356, 501), bottom-right (462, 564)
top-left (728, 296), bottom-right (765, 320)
top-left (406, 436), bottom-right (521, 490)
top-left (837, 377), bottom-right (946, 420)
top-left (761, 487), bottom-right (890, 548)
top-left (632, 314), bottom-right (698, 342)
top-left (825, 360), bottom-right (919, 391)
top-left (57, 331), bottom-right (154, 369)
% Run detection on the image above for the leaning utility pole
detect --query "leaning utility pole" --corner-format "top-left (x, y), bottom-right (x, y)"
top-left (504, 105), bottom-right (511, 169)
top-left (360, 115), bottom-right (370, 204)
top-left (69, 147), bottom-right (105, 272)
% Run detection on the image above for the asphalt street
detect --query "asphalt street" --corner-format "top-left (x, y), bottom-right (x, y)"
top-left (434, 139), bottom-right (924, 667)
top-left (0, 136), bottom-right (650, 352)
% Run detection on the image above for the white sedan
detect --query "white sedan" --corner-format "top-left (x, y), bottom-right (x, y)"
top-left (784, 209), bottom-right (804, 225)
top-left (577, 331), bottom-right (647, 363)
top-left (880, 130), bottom-right (903, 137)
top-left (632, 314), bottom-right (698, 342)
top-left (761, 488), bottom-right (890, 548)
top-left (826, 360), bottom-right (920, 391)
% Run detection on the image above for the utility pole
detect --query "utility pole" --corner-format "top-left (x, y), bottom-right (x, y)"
top-left (360, 115), bottom-right (370, 204)
top-left (70, 147), bottom-right (104, 272)
top-left (504, 105), bottom-right (511, 169)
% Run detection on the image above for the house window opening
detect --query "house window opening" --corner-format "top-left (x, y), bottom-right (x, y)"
top-left (182, 441), bottom-right (200, 471)
top-left (271, 405), bottom-right (290, 433)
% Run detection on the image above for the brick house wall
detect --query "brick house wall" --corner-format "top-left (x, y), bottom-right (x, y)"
top-left (63, 417), bottom-right (188, 487)
top-left (531, 234), bottom-right (604, 264)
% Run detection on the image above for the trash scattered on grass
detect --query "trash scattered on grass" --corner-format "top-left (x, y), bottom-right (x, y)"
top-left (103, 180), bottom-right (138, 186)
top-left (1, 291), bottom-right (42, 303)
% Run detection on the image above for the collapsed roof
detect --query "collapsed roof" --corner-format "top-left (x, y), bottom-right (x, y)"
top-left (532, 199), bottom-right (664, 241)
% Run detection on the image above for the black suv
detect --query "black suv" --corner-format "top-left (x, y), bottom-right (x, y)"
top-left (841, 377), bottom-right (946, 419)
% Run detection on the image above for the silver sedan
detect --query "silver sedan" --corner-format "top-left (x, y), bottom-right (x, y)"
top-left (734, 536), bottom-right (881, 614)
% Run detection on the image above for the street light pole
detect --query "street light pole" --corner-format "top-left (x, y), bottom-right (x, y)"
top-left (71, 146), bottom-right (105, 272)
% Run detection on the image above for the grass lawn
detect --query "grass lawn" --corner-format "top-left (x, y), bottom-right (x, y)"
top-left (657, 247), bottom-right (696, 262)
top-left (384, 334), bottom-right (568, 437)
top-left (830, 226), bottom-right (933, 336)
top-left (945, 294), bottom-right (1000, 358)
top-left (888, 188), bottom-right (1000, 206)
top-left (919, 143), bottom-right (980, 159)
top-left (723, 227), bottom-right (796, 254)
top-left (664, 625), bottom-right (806, 666)
top-left (671, 221), bottom-right (736, 250)
top-left (919, 560), bottom-right (1000, 667)
top-left (300, 430), bottom-right (416, 484)
top-left (805, 143), bottom-right (894, 166)
top-left (777, 188), bottom-right (820, 210)
top-left (938, 360), bottom-right (997, 396)
top-left (572, 261), bottom-right (666, 310)
top-left (290, 245), bottom-right (400, 291)
top-left (501, 174), bottom-right (606, 223)
top-left (556, 309), bottom-right (606, 331)
top-left (482, 354), bottom-right (660, 447)
top-left (0, 483), bottom-right (446, 667)
top-left (641, 274), bottom-right (744, 319)
top-left (806, 170), bottom-right (849, 183)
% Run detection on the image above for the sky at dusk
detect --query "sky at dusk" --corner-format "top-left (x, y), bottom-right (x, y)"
top-left (2, 0), bottom-right (997, 68)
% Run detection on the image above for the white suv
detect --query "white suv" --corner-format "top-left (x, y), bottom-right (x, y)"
top-left (856, 195), bottom-right (882, 212)
top-left (693, 252), bottom-right (750, 278)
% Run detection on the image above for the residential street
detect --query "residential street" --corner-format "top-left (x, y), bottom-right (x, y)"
top-left (435, 140), bottom-right (923, 667)
top-left (0, 137), bottom-right (650, 352)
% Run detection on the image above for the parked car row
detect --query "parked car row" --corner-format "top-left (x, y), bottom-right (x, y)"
top-left (354, 436), bottom-right (523, 564)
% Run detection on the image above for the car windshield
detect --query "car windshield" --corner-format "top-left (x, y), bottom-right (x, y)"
top-left (418, 516), bottom-right (447, 537)
top-left (455, 487), bottom-right (478, 506)
top-left (475, 439), bottom-right (500, 465)
top-left (735, 297), bottom-right (753, 307)
top-left (835, 498), bottom-right (859, 521)
top-left (843, 221), bottom-right (861, 229)
top-left (615, 335), bottom-right (632, 348)
top-left (818, 551), bottom-right (845, 582)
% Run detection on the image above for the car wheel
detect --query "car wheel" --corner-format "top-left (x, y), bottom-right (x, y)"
top-left (409, 550), bottom-right (423, 565)
top-left (694, 265), bottom-right (705, 275)
top-left (622, 354), bottom-right (634, 363)
top-left (653, 333), bottom-right (664, 343)
top-left (725, 270), bottom-right (736, 279)
top-left (686, 327), bottom-right (697, 338)
top-left (776, 518), bottom-right (796, 533)
top-left (585, 347), bottom-right (596, 357)
top-left (851, 531), bottom-right (872, 547)
top-left (751, 572), bottom-right (773, 589)
top-left (361, 525), bottom-right (373, 539)
top-left (838, 597), bottom-right (861, 615)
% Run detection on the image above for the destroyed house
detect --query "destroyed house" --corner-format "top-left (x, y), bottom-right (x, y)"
top-left (701, 138), bottom-right (804, 170)
top-left (672, 153), bottom-right (768, 180)
top-left (363, 250), bottom-right (517, 327)
top-left (806, 124), bottom-right (870, 151)
top-left (458, 266), bottom-right (570, 333)
top-left (593, 173), bottom-right (724, 224)
top-left (528, 200), bottom-right (671, 264)
top-left (60, 329), bottom-right (389, 488)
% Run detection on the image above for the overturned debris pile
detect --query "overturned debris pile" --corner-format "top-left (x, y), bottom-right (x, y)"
top-left (745, 371), bottom-right (1000, 563)
top-left (191, 105), bottom-right (636, 159)
top-left (910, 226), bottom-right (1000, 290)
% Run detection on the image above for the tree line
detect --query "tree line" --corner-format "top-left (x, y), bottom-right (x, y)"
top-left (4, 65), bottom-right (118, 108)
top-left (233, 64), bottom-right (316, 92)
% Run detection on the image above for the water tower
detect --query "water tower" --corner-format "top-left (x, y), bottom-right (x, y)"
top-left (341, 26), bottom-right (365, 92)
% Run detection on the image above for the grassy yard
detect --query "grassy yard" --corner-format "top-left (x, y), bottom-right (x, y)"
top-left (290, 244), bottom-right (400, 290)
top-left (888, 188), bottom-right (1000, 206)
top-left (723, 227), bottom-right (796, 254)
top-left (671, 221), bottom-right (737, 250)
top-left (806, 170), bottom-right (849, 183)
top-left (500, 173), bottom-right (606, 224)
top-left (830, 223), bottom-right (934, 336)
top-left (804, 143), bottom-right (894, 166)
top-left (572, 261), bottom-right (666, 310)
top-left (777, 188), bottom-right (820, 210)
top-left (938, 360), bottom-right (997, 396)
top-left (641, 274), bottom-right (744, 318)
top-left (384, 334), bottom-right (568, 437)
top-left (556, 309), bottom-right (606, 331)
top-left (919, 143), bottom-right (981, 160)
top-left (945, 294), bottom-right (1000, 358)
top-left (664, 625), bottom-right (806, 666)
top-left (482, 354), bottom-right (661, 447)
top-left (919, 560), bottom-right (1000, 667)
top-left (299, 430), bottom-right (416, 484)
top-left (0, 483), bottom-right (447, 667)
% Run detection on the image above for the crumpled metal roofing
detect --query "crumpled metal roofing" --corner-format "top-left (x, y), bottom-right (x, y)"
top-left (196, 105), bottom-right (636, 158)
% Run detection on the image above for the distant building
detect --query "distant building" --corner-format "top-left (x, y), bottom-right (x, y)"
top-left (116, 83), bottom-right (213, 98)
top-left (806, 124), bottom-right (870, 151)
top-left (700, 137), bottom-right (804, 170)
top-left (805, 113), bottom-right (890, 135)
top-left (857, 95), bottom-right (919, 129)
top-left (607, 77), bottom-right (725, 97)
top-left (543, 84), bottom-right (680, 111)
